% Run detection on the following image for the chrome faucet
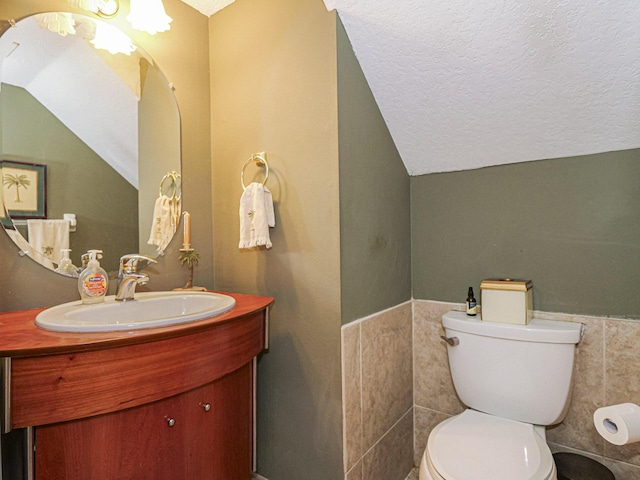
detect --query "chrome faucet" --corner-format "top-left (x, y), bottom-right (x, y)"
top-left (115, 254), bottom-right (158, 302)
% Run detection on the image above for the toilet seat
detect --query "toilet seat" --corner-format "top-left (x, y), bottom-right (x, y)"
top-left (424, 409), bottom-right (555, 480)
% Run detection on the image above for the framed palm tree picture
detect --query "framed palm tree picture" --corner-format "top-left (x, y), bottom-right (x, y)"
top-left (1, 160), bottom-right (47, 219)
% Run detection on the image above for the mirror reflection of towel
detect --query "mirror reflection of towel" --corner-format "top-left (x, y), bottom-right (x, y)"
top-left (239, 182), bottom-right (275, 249)
top-left (27, 219), bottom-right (70, 264)
top-left (7, 229), bottom-right (55, 270)
top-left (148, 194), bottom-right (181, 254)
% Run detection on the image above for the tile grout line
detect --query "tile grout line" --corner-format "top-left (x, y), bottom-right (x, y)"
top-left (411, 298), bottom-right (417, 466)
top-left (358, 321), bottom-right (364, 473)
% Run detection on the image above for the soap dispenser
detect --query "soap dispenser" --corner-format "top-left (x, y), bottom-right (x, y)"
top-left (55, 249), bottom-right (79, 277)
top-left (78, 250), bottom-right (108, 304)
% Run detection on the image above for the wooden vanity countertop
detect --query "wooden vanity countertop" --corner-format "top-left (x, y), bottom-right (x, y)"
top-left (0, 291), bottom-right (274, 358)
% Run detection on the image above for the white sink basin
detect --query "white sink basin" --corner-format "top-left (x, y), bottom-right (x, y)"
top-left (35, 291), bottom-right (236, 333)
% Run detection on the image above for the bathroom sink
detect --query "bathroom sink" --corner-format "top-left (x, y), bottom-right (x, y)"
top-left (35, 291), bottom-right (236, 333)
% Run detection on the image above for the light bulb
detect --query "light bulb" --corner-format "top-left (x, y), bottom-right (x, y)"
top-left (91, 21), bottom-right (136, 55)
top-left (127, 0), bottom-right (172, 35)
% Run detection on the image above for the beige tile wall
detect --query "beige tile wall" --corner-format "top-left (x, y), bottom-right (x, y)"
top-left (342, 302), bottom-right (414, 480)
top-left (413, 300), bottom-right (640, 479)
top-left (412, 300), bottom-right (466, 467)
top-left (343, 299), bottom-right (640, 479)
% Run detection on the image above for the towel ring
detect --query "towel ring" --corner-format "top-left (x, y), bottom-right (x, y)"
top-left (159, 171), bottom-right (182, 200)
top-left (241, 152), bottom-right (269, 190)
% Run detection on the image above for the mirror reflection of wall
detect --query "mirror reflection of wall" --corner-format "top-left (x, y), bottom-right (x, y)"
top-left (138, 59), bottom-right (181, 259)
top-left (1, 85), bottom-right (138, 272)
top-left (0, 13), bottom-right (181, 274)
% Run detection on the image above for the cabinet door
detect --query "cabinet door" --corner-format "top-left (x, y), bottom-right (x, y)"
top-left (35, 391), bottom-right (189, 480)
top-left (186, 362), bottom-right (253, 480)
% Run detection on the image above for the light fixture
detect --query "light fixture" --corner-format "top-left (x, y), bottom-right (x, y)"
top-left (91, 21), bottom-right (136, 55)
top-left (127, 0), bottom-right (172, 35)
top-left (92, 0), bottom-right (119, 17)
top-left (68, 0), bottom-right (119, 18)
top-left (34, 12), bottom-right (77, 37)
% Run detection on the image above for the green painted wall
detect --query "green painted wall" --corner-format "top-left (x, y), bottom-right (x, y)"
top-left (210, 6), bottom-right (411, 477)
top-left (411, 150), bottom-right (640, 319)
top-left (337, 17), bottom-right (411, 324)
top-left (210, 0), bottom-right (343, 478)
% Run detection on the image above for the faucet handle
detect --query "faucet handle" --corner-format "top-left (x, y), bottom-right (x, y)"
top-left (119, 254), bottom-right (157, 274)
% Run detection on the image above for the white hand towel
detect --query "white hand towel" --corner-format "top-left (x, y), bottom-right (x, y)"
top-left (239, 182), bottom-right (275, 249)
top-left (27, 219), bottom-right (70, 264)
top-left (148, 194), bottom-right (178, 254)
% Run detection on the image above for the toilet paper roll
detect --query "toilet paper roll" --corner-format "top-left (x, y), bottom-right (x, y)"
top-left (593, 403), bottom-right (640, 445)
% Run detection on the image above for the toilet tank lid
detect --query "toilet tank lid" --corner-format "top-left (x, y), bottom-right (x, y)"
top-left (443, 311), bottom-right (584, 344)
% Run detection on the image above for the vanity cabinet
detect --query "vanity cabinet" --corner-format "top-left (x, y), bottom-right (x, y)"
top-left (35, 362), bottom-right (252, 480)
top-left (0, 292), bottom-right (273, 480)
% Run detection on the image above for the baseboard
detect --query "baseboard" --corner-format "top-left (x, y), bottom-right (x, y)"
top-left (251, 473), bottom-right (269, 480)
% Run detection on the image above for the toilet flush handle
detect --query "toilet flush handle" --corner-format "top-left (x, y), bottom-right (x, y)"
top-left (440, 335), bottom-right (459, 347)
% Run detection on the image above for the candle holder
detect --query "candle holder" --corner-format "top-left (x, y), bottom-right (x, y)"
top-left (174, 247), bottom-right (206, 291)
top-left (173, 210), bottom-right (206, 291)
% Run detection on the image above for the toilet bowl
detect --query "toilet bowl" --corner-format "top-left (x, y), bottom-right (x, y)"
top-left (418, 311), bottom-right (583, 480)
top-left (418, 410), bottom-right (556, 480)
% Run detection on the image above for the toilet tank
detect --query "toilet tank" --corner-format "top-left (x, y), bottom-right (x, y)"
top-left (442, 311), bottom-right (583, 426)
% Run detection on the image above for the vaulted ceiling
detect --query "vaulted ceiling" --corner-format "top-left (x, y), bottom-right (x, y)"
top-left (188, 0), bottom-right (640, 176)
top-left (327, 1), bottom-right (640, 175)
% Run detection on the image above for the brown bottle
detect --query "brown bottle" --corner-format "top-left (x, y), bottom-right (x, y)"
top-left (466, 287), bottom-right (477, 316)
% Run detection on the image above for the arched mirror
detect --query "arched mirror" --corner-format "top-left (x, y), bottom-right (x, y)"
top-left (0, 12), bottom-right (181, 276)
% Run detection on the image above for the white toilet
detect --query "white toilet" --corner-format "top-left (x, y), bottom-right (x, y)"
top-left (419, 311), bottom-right (584, 480)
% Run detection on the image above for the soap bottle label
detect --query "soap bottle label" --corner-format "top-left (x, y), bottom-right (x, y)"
top-left (83, 273), bottom-right (107, 297)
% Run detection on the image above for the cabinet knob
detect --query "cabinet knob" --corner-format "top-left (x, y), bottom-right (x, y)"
top-left (201, 403), bottom-right (211, 412)
top-left (167, 417), bottom-right (176, 427)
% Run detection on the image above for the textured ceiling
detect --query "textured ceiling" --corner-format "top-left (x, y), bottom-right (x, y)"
top-left (186, 0), bottom-right (640, 176)
top-left (181, 0), bottom-right (234, 16)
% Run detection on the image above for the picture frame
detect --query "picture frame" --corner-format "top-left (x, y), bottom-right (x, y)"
top-left (1, 160), bottom-right (47, 219)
